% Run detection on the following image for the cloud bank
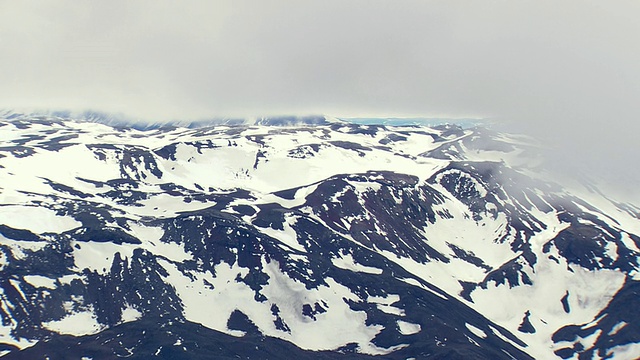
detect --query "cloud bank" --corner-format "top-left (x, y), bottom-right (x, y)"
top-left (1, 1), bottom-right (639, 200)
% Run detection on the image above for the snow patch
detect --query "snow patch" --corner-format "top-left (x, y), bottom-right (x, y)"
top-left (0, 205), bottom-right (81, 233)
top-left (43, 308), bottom-right (103, 335)
top-left (128, 222), bottom-right (192, 262)
top-left (72, 241), bottom-right (136, 274)
top-left (120, 305), bottom-right (142, 323)
top-left (23, 275), bottom-right (57, 289)
top-left (0, 235), bottom-right (48, 260)
top-left (397, 320), bottom-right (421, 335)
top-left (255, 214), bottom-right (306, 253)
top-left (466, 323), bottom-right (487, 339)
top-left (471, 256), bottom-right (625, 360)
top-left (606, 343), bottom-right (640, 360)
top-left (332, 254), bottom-right (383, 275)
top-left (608, 321), bottom-right (627, 336)
top-left (158, 257), bottom-right (397, 355)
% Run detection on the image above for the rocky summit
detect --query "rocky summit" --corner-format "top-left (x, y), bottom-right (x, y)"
top-left (0, 112), bottom-right (639, 359)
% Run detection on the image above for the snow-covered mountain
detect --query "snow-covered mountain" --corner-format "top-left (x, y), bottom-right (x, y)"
top-left (0, 112), bottom-right (639, 359)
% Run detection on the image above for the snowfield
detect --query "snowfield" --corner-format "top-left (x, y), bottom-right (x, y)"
top-left (0, 112), bottom-right (639, 359)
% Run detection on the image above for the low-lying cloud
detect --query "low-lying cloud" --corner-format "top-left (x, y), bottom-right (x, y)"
top-left (1, 1), bottom-right (639, 201)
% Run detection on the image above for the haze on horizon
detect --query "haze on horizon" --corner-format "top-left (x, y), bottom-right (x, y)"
top-left (1, 1), bottom-right (639, 202)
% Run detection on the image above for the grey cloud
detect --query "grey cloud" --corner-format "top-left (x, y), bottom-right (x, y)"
top-left (1, 0), bottom-right (639, 200)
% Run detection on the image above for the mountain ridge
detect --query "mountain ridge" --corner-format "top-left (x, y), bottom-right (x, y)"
top-left (0, 114), bottom-right (638, 359)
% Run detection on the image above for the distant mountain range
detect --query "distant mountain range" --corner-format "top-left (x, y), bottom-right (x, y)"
top-left (0, 109), bottom-right (487, 129)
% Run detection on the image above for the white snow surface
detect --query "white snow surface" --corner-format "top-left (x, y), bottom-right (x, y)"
top-left (22, 275), bottom-right (57, 290)
top-left (0, 118), bottom-right (451, 204)
top-left (72, 241), bottom-right (136, 275)
top-left (473, 261), bottom-right (625, 359)
top-left (397, 320), bottom-right (421, 335)
top-left (0, 206), bottom-right (81, 234)
top-left (120, 305), bottom-right (142, 323)
top-left (255, 214), bottom-right (306, 253)
top-left (606, 343), bottom-right (640, 360)
top-left (465, 323), bottom-right (487, 339)
top-left (332, 253), bottom-right (383, 275)
top-left (158, 258), bottom-right (400, 355)
top-left (42, 307), bottom-right (103, 336)
top-left (1, 116), bottom-right (639, 357)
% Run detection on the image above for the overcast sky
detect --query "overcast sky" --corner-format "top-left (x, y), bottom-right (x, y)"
top-left (1, 1), bottom-right (639, 199)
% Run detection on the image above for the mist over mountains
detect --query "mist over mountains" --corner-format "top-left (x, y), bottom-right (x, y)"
top-left (1, 1), bottom-right (638, 357)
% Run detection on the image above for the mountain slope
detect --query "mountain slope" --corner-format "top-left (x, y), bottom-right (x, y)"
top-left (0, 113), bottom-right (639, 359)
